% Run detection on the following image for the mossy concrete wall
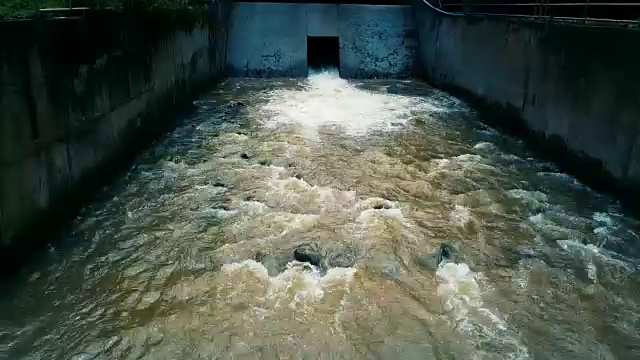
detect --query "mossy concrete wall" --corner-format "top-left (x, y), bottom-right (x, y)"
top-left (0, 3), bottom-right (230, 259)
top-left (226, 2), bottom-right (417, 78)
top-left (413, 1), bottom-right (640, 204)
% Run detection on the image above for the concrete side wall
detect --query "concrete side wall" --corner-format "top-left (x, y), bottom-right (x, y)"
top-left (226, 2), bottom-right (416, 78)
top-left (0, 5), bottom-right (229, 254)
top-left (413, 2), bottom-right (640, 200)
top-left (338, 5), bottom-right (417, 78)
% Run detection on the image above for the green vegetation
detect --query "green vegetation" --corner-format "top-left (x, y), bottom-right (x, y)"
top-left (0, 0), bottom-right (66, 19)
top-left (0, 0), bottom-right (204, 20)
top-left (90, 0), bottom-right (201, 12)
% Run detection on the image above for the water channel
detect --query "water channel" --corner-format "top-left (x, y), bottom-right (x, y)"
top-left (1, 71), bottom-right (639, 359)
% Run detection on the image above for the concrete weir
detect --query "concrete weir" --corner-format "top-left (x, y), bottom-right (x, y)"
top-left (226, 2), bottom-right (418, 78)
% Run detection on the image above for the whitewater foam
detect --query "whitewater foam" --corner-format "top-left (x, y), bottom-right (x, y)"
top-left (221, 259), bottom-right (356, 310)
top-left (259, 71), bottom-right (433, 139)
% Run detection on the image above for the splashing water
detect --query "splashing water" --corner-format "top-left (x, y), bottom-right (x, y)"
top-left (260, 71), bottom-right (441, 140)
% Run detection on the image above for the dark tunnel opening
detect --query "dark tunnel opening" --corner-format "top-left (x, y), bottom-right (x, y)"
top-left (307, 36), bottom-right (340, 72)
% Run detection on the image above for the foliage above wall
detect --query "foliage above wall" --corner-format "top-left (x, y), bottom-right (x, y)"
top-left (0, 0), bottom-right (208, 20)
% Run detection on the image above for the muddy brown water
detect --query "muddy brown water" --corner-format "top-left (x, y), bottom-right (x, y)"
top-left (1, 72), bottom-right (639, 359)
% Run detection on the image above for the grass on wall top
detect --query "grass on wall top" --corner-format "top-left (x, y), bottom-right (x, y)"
top-left (0, 0), bottom-right (205, 20)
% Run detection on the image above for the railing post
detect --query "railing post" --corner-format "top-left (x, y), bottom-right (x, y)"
top-left (542, 0), bottom-right (549, 19)
top-left (583, 0), bottom-right (590, 24)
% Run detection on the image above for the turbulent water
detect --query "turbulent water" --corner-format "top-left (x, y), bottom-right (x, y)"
top-left (1, 71), bottom-right (640, 359)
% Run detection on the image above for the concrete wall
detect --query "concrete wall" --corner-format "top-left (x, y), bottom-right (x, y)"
top-left (308, 3), bottom-right (338, 36)
top-left (227, 2), bottom-right (309, 77)
top-left (413, 2), bottom-right (640, 201)
top-left (226, 2), bottom-right (417, 78)
top-left (338, 5), bottom-right (417, 78)
top-left (0, 4), bottom-right (230, 257)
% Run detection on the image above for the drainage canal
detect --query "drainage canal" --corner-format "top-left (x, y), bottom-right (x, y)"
top-left (0, 71), bottom-right (639, 359)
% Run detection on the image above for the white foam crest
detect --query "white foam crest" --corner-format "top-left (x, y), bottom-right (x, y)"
top-left (353, 197), bottom-right (397, 211)
top-left (266, 212), bottom-right (320, 231)
top-left (586, 260), bottom-right (598, 283)
top-left (528, 213), bottom-right (545, 225)
top-left (472, 142), bottom-right (497, 151)
top-left (222, 259), bottom-right (270, 280)
top-left (228, 211), bottom-right (320, 240)
top-left (432, 154), bottom-right (496, 173)
top-left (354, 198), bottom-right (405, 223)
top-left (269, 262), bottom-right (357, 308)
top-left (593, 212), bottom-right (615, 227)
top-left (256, 141), bottom-right (310, 159)
top-left (449, 205), bottom-right (471, 226)
top-left (436, 262), bottom-right (483, 317)
top-left (537, 171), bottom-right (586, 188)
top-left (593, 226), bottom-right (608, 236)
top-left (316, 187), bottom-right (358, 212)
top-left (266, 176), bottom-right (356, 212)
top-left (269, 176), bottom-right (313, 192)
top-left (590, 212), bottom-right (624, 250)
top-left (221, 260), bottom-right (356, 310)
top-left (215, 144), bottom-right (250, 159)
top-left (557, 240), bottom-right (602, 256)
top-left (528, 212), bottom-right (583, 241)
top-left (506, 189), bottom-right (548, 203)
top-left (259, 71), bottom-right (429, 139)
top-left (350, 198), bottom-right (410, 242)
top-left (506, 189), bottom-right (549, 211)
top-left (234, 164), bottom-right (286, 183)
top-left (268, 165), bottom-right (287, 176)
top-left (475, 125), bottom-right (500, 136)
top-left (500, 153), bottom-right (523, 161)
top-left (432, 158), bottom-right (450, 167)
top-left (267, 262), bottom-right (326, 308)
top-left (217, 132), bottom-right (249, 142)
top-left (356, 208), bottom-right (404, 223)
top-left (453, 154), bottom-right (485, 163)
top-left (238, 200), bottom-right (269, 216)
top-left (556, 239), bottom-right (632, 269)
top-left (193, 184), bottom-right (226, 195)
top-left (196, 207), bottom-right (238, 219)
top-left (160, 160), bottom-right (186, 171)
top-left (436, 262), bottom-right (529, 358)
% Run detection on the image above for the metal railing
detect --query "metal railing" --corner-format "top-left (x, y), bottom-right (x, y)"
top-left (29, 0), bottom-right (89, 19)
top-left (422, 0), bottom-right (640, 25)
top-left (26, 0), bottom-right (211, 19)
